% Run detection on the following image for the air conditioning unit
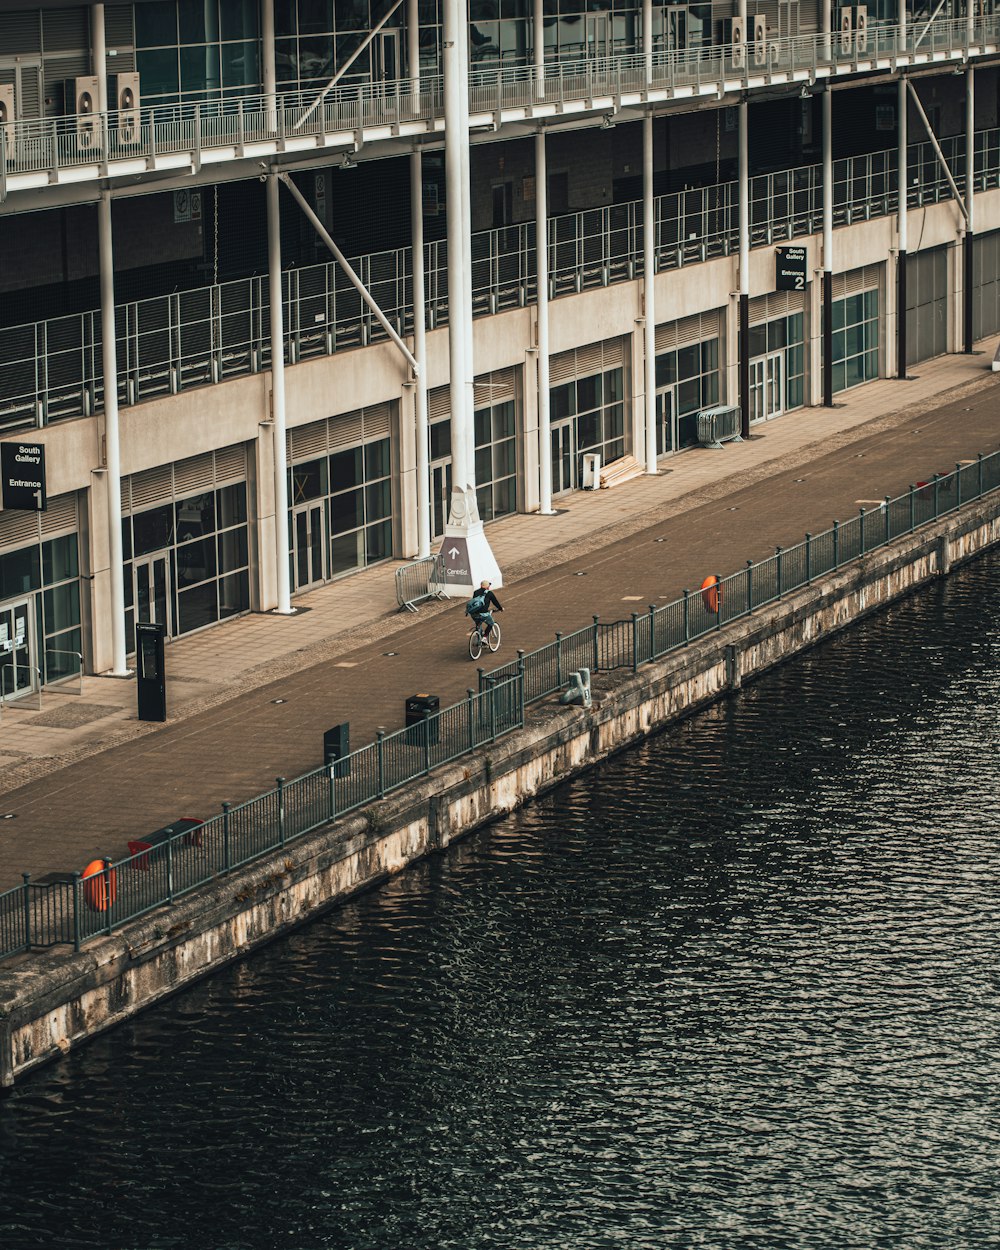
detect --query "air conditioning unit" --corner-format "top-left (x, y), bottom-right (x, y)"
top-left (752, 14), bottom-right (767, 66)
top-left (0, 82), bottom-right (13, 157)
top-left (840, 7), bottom-right (854, 54)
top-left (112, 71), bottom-right (140, 145)
top-left (70, 75), bottom-right (99, 148)
top-left (728, 16), bottom-right (746, 69)
top-left (855, 4), bottom-right (869, 52)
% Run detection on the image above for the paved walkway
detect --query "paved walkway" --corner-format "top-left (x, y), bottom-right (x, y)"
top-left (2, 348), bottom-right (999, 889)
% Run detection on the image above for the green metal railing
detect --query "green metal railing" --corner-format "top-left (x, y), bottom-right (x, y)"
top-left (478, 454), bottom-right (999, 705)
top-left (0, 670), bottom-right (524, 959)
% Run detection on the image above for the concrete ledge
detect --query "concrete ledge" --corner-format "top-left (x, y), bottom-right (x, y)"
top-left (2, 494), bottom-right (998, 1086)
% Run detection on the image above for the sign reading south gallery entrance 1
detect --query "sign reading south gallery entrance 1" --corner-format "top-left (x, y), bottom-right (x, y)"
top-left (1, 441), bottom-right (47, 511)
top-left (775, 246), bottom-right (808, 292)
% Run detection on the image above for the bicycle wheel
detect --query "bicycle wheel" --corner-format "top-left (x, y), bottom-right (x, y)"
top-left (468, 629), bottom-right (483, 661)
top-left (487, 622), bottom-right (501, 652)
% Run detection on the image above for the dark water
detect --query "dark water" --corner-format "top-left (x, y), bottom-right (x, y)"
top-left (2, 554), bottom-right (1000, 1250)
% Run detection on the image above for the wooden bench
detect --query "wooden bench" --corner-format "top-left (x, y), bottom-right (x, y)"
top-left (599, 454), bottom-right (644, 490)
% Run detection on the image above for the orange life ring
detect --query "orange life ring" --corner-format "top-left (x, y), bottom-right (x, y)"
top-left (82, 859), bottom-right (117, 913)
top-left (700, 575), bottom-right (721, 614)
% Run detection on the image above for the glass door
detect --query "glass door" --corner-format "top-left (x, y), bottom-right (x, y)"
top-left (766, 352), bottom-right (784, 418)
top-left (373, 30), bottom-right (400, 85)
top-left (586, 13), bottom-right (611, 59)
top-left (0, 597), bottom-right (36, 702)
top-left (133, 554), bottom-right (171, 637)
top-left (551, 420), bottom-right (575, 496)
top-left (431, 461), bottom-right (452, 540)
top-left (656, 388), bottom-right (675, 455)
top-left (292, 503), bottom-right (326, 590)
top-left (750, 352), bottom-right (784, 423)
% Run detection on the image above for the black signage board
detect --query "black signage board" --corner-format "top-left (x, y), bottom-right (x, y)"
top-left (135, 621), bottom-right (167, 722)
top-left (1, 441), bottom-right (46, 511)
top-left (776, 245), bottom-right (808, 293)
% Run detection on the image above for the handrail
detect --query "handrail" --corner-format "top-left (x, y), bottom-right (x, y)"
top-left (44, 649), bottom-right (84, 696)
top-left (1, 449), bottom-right (997, 963)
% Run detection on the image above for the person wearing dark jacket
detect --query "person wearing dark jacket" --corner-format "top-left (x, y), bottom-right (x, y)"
top-left (465, 580), bottom-right (503, 635)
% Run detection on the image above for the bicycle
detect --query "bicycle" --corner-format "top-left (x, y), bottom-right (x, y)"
top-left (468, 617), bottom-right (501, 661)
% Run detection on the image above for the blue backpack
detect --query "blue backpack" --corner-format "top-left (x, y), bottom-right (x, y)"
top-left (466, 592), bottom-right (486, 616)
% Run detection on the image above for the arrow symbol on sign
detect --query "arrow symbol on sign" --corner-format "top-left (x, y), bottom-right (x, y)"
top-left (448, 546), bottom-right (460, 559)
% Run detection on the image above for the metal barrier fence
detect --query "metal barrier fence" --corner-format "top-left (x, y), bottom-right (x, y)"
top-left (0, 670), bottom-right (524, 960)
top-left (479, 453), bottom-right (1000, 711)
top-left (395, 554), bottom-right (446, 612)
top-left (2, 118), bottom-right (998, 433)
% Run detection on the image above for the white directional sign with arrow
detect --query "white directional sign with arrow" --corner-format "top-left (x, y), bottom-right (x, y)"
top-left (439, 537), bottom-right (470, 586)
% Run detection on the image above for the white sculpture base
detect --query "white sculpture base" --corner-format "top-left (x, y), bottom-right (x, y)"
top-left (428, 486), bottom-right (502, 598)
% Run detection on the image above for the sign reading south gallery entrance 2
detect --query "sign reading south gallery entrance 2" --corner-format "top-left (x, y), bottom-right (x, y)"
top-left (775, 246), bottom-right (808, 292)
top-left (1, 442), bottom-right (47, 511)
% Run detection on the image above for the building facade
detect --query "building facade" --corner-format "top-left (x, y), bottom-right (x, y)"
top-left (0, 0), bottom-right (998, 690)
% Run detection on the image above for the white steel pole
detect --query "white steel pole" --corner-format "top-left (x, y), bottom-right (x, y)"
top-left (536, 129), bottom-right (553, 513)
top-left (822, 85), bottom-right (834, 405)
top-left (964, 64), bottom-right (975, 353)
top-left (267, 176), bottom-right (293, 614)
top-left (738, 99), bottom-right (750, 440)
top-left (409, 0), bottom-right (430, 556)
top-left (643, 112), bottom-right (657, 474)
top-left (643, 0), bottom-right (653, 84)
top-left (458, 3), bottom-right (475, 492)
top-left (262, 0), bottom-right (277, 131)
top-left (443, 0), bottom-right (470, 493)
top-left (897, 74), bottom-right (908, 378)
top-left (899, 0), bottom-right (907, 54)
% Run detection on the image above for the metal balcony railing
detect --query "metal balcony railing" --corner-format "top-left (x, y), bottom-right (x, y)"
top-left (0, 17), bottom-right (996, 197)
top-left (1, 124), bottom-right (997, 434)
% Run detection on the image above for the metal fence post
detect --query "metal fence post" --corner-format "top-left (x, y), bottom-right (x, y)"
top-left (21, 873), bottom-right (31, 951)
top-left (467, 689), bottom-right (475, 751)
top-left (933, 473), bottom-right (940, 517)
top-left (166, 838), bottom-right (174, 905)
top-left (833, 519), bottom-right (839, 568)
top-left (376, 732), bottom-right (385, 798)
top-left (219, 801), bottom-right (232, 872)
top-left (978, 452), bottom-right (984, 497)
top-left (715, 574), bottom-right (723, 628)
top-left (909, 485), bottom-right (915, 532)
top-left (592, 616), bottom-right (600, 670)
top-left (555, 631), bottom-right (563, 689)
top-left (72, 871), bottom-right (81, 953)
top-left (859, 507), bottom-right (866, 554)
top-left (683, 589), bottom-right (690, 642)
top-left (648, 603), bottom-right (656, 659)
top-left (490, 682), bottom-right (497, 742)
top-left (328, 765), bottom-right (337, 821)
top-left (517, 650), bottom-right (526, 725)
top-left (746, 560), bottom-right (753, 613)
top-left (805, 535), bottom-right (812, 584)
top-left (884, 496), bottom-right (891, 545)
top-left (103, 859), bottom-right (114, 936)
top-left (631, 613), bottom-right (640, 671)
top-left (775, 549), bottom-right (783, 599)
top-left (956, 463), bottom-right (962, 509)
top-left (277, 777), bottom-right (286, 847)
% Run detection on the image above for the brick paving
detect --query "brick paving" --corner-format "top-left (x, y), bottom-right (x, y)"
top-left (1, 349), bottom-right (999, 890)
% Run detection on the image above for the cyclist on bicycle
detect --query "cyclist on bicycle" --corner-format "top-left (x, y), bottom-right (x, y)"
top-left (466, 580), bottom-right (503, 638)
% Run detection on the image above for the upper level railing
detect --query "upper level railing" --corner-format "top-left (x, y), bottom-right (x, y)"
top-left (1, 125), bottom-right (996, 433)
top-left (1, 17), bottom-right (997, 196)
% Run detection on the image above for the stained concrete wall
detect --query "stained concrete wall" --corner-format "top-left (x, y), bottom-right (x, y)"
top-left (3, 492), bottom-right (999, 1088)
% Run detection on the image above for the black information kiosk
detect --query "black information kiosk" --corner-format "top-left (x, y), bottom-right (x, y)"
top-left (136, 621), bottom-right (166, 722)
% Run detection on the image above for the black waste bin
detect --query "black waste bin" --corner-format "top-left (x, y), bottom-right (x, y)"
top-left (405, 693), bottom-right (440, 746)
top-left (324, 722), bottom-right (350, 777)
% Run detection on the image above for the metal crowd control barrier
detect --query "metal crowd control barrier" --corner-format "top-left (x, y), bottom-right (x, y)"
top-left (1, 451), bottom-right (999, 962)
top-left (395, 554), bottom-right (446, 612)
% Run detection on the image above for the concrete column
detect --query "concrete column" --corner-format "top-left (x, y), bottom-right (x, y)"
top-left (536, 129), bottom-right (554, 512)
top-left (822, 86), bottom-right (833, 406)
top-left (443, 0), bottom-right (470, 492)
top-left (261, 0), bottom-right (277, 131)
top-left (738, 100), bottom-right (750, 439)
top-left (964, 65), bottom-right (975, 353)
top-left (458, 6), bottom-right (475, 483)
top-left (643, 113), bottom-right (657, 473)
top-left (92, 4), bottom-right (107, 112)
top-left (398, 381), bottom-right (419, 556)
top-left (533, 0), bottom-right (545, 98)
top-left (822, 0), bottom-right (832, 61)
top-left (897, 75), bottom-right (908, 379)
top-left (255, 416), bottom-right (278, 612)
top-left (643, 0), bottom-right (653, 84)
top-left (522, 346), bottom-right (541, 514)
top-left (266, 176), bottom-right (293, 614)
top-left (409, 0), bottom-right (430, 556)
top-left (899, 0), bottom-right (907, 54)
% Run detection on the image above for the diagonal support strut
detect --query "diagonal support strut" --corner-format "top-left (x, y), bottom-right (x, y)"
top-left (906, 79), bottom-right (969, 225)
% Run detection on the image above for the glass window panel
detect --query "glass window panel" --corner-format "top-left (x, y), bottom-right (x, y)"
top-left (429, 422), bottom-right (451, 461)
top-left (577, 374), bottom-right (601, 412)
top-left (476, 484), bottom-right (493, 523)
top-left (175, 493), bottom-right (216, 541)
top-left (330, 488), bottom-right (365, 535)
top-left (365, 480), bottom-right (392, 523)
top-left (44, 628), bottom-right (82, 681)
top-left (701, 338), bottom-right (719, 371)
top-left (180, 45), bottom-right (222, 96)
top-left (475, 445), bottom-right (493, 486)
top-left (330, 447), bottom-right (363, 490)
top-left (292, 458), bottom-right (327, 502)
top-left (493, 438), bottom-right (515, 480)
top-left (493, 401), bottom-right (515, 439)
top-left (42, 534), bottom-right (79, 585)
top-left (330, 531), bottom-right (364, 576)
top-left (703, 371), bottom-right (719, 407)
top-left (787, 314), bottom-right (804, 344)
top-left (178, 0), bottom-right (219, 43)
top-left (219, 571), bottom-right (250, 618)
top-left (767, 318), bottom-right (787, 351)
top-left (605, 403), bottom-right (625, 442)
top-left (550, 382), bottom-right (575, 420)
top-left (298, 36), bottom-right (335, 80)
top-left (831, 300), bottom-right (846, 332)
top-left (135, 1), bottom-right (178, 46)
top-left (176, 536), bottom-right (217, 587)
top-left (833, 361), bottom-right (846, 393)
top-left (604, 368), bottom-right (624, 402)
top-left (577, 410), bottom-right (600, 450)
top-left (121, 517), bottom-right (132, 561)
top-left (136, 49), bottom-right (180, 98)
top-left (676, 343), bottom-right (700, 380)
top-left (298, 0), bottom-right (334, 34)
top-left (221, 0), bottom-right (259, 41)
top-left (493, 476), bottom-right (515, 518)
top-left (365, 438), bottom-right (391, 481)
top-left (748, 324), bottom-right (767, 357)
top-left (177, 583), bottom-right (219, 634)
top-left (217, 527), bottom-right (249, 574)
top-left (474, 408), bottom-right (492, 446)
top-left (365, 519), bottom-right (392, 564)
top-left (864, 289), bottom-right (879, 319)
top-left (275, 37), bottom-right (299, 80)
top-left (133, 504), bottom-right (175, 557)
top-left (42, 582), bottom-right (80, 635)
top-left (216, 482), bottom-right (247, 529)
top-left (655, 351), bottom-right (677, 388)
top-left (677, 377), bottom-right (701, 415)
top-left (221, 41), bottom-right (259, 90)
